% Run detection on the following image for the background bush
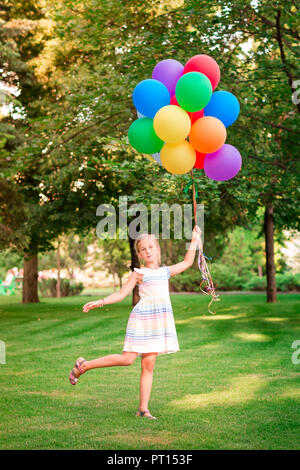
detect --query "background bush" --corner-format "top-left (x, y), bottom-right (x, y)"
top-left (242, 276), bottom-right (267, 291)
top-left (170, 269), bottom-right (300, 292)
top-left (38, 278), bottom-right (84, 297)
top-left (275, 273), bottom-right (300, 292)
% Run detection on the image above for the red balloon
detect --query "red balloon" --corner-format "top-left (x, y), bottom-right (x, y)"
top-left (183, 55), bottom-right (220, 91)
top-left (194, 150), bottom-right (206, 169)
top-left (191, 109), bottom-right (204, 125)
top-left (170, 95), bottom-right (192, 120)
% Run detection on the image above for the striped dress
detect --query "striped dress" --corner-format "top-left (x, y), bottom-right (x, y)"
top-left (123, 265), bottom-right (179, 356)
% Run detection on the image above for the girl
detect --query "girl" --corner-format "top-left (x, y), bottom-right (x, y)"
top-left (69, 225), bottom-right (202, 420)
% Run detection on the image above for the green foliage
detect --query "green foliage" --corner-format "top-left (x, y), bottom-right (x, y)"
top-left (98, 236), bottom-right (131, 287)
top-left (242, 273), bottom-right (300, 292)
top-left (275, 272), bottom-right (300, 292)
top-left (38, 278), bottom-right (84, 297)
top-left (169, 267), bottom-right (201, 292)
top-left (1, 0), bottom-right (299, 305)
top-left (242, 276), bottom-right (267, 292)
top-left (208, 262), bottom-right (246, 291)
top-left (0, 248), bottom-right (23, 279)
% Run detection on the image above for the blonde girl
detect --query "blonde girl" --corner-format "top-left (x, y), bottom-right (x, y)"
top-left (69, 225), bottom-right (202, 420)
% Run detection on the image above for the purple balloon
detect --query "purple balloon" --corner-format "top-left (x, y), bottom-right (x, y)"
top-left (152, 59), bottom-right (184, 97)
top-left (204, 144), bottom-right (242, 181)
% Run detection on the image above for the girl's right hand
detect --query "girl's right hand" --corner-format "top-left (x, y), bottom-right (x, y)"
top-left (82, 301), bottom-right (101, 313)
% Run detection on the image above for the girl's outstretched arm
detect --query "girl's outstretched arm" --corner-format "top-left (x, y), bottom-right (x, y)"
top-left (82, 271), bottom-right (139, 312)
top-left (168, 225), bottom-right (202, 277)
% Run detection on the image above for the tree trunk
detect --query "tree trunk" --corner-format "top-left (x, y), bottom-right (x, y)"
top-left (128, 234), bottom-right (140, 306)
top-left (56, 242), bottom-right (61, 298)
top-left (264, 204), bottom-right (277, 303)
top-left (22, 253), bottom-right (39, 303)
top-left (258, 265), bottom-right (263, 277)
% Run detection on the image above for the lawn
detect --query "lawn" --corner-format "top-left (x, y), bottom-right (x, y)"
top-left (0, 292), bottom-right (299, 450)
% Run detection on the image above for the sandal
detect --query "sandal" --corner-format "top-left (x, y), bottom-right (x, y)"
top-left (136, 409), bottom-right (157, 420)
top-left (69, 357), bottom-right (87, 385)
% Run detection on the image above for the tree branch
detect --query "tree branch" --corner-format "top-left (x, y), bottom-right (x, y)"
top-left (242, 112), bottom-right (298, 134)
top-left (46, 110), bottom-right (126, 156)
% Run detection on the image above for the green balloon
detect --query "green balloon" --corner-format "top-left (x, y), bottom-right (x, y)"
top-left (175, 72), bottom-right (212, 112)
top-left (128, 118), bottom-right (164, 154)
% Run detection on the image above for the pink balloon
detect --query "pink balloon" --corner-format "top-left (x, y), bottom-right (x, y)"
top-left (204, 144), bottom-right (242, 181)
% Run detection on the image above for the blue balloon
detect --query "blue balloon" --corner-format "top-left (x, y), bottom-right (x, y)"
top-left (204, 90), bottom-right (240, 127)
top-left (132, 79), bottom-right (170, 119)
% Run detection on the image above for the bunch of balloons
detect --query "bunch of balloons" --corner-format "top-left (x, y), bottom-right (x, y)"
top-left (128, 55), bottom-right (242, 181)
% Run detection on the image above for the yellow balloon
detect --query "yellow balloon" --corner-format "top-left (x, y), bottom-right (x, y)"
top-left (161, 141), bottom-right (196, 175)
top-left (153, 105), bottom-right (191, 144)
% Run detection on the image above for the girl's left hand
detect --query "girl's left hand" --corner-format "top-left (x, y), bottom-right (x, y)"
top-left (82, 301), bottom-right (100, 313)
top-left (192, 225), bottom-right (202, 238)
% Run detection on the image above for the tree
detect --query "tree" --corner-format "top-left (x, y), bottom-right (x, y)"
top-left (99, 237), bottom-right (131, 289)
top-left (2, 0), bottom-right (298, 306)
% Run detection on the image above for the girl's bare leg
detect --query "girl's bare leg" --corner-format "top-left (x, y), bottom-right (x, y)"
top-left (78, 352), bottom-right (138, 373)
top-left (139, 353), bottom-right (157, 413)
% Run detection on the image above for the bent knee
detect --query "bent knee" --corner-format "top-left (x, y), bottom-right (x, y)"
top-left (122, 354), bottom-right (136, 366)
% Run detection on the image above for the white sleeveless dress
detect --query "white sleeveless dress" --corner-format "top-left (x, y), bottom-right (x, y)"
top-left (123, 266), bottom-right (179, 356)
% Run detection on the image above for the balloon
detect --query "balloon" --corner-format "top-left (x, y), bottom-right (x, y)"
top-left (189, 116), bottom-right (226, 154)
top-left (152, 59), bottom-right (184, 97)
top-left (128, 118), bottom-right (164, 154)
top-left (152, 152), bottom-right (162, 166)
top-left (175, 72), bottom-right (212, 112)
top-left (160, 141), bottom-right (196, 175)
top-left (204, 91), bottom-right (240, 127)
top-left (191, 109), bottom-right (204, 125)
top-left (204, 144), bottom-right (242, 181)
top-left (132, 79), bottom-right (170, 119)
top-left (170, 95), bottom-right (192, 120)
top-left (153, 105), bottom-right (191, 144)
top-left (183, 55), bottom-right (220, 90)
top-left (137, 110), bottom-right (146, 118)
top-left (194, 151), bottom-right (206, 169)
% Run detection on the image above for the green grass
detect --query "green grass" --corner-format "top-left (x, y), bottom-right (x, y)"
top-left (0, 292), bottom-right (299, 450)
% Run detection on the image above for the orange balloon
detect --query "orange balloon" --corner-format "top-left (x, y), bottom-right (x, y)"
top-left (189, 116), bottom-right (226, 154)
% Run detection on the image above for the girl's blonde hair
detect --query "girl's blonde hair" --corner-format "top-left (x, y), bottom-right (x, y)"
top-left (134, 233), bottom-right (161, 267)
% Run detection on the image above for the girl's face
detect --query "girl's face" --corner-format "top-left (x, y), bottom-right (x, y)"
top-left (137, 236), bottom-right (158, 264)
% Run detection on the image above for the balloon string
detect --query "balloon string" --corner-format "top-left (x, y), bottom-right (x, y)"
top-left (188, 169), bottom-right (220, 314)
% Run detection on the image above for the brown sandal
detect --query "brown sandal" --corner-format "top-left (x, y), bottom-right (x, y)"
top-left (136, 409), bottom-right (157, 420)
top-left (69, 357), bottom-right (87, 385)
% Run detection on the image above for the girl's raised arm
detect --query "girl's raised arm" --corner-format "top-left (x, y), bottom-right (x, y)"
top-left (168, 226), bottom-right (202, 277)
top-left (82, 271), bottom-right (139, 312)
